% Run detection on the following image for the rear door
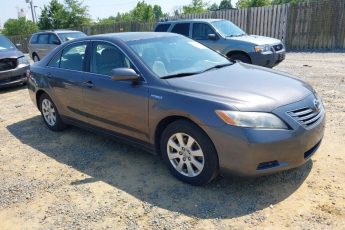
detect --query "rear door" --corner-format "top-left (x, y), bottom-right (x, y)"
top-left (46, 41), bottom-right (89, 123)
top-left (82, 41), bottom-right (150, 141)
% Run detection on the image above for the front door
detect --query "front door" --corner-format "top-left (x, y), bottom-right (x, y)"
top-left (192, 23), bottom-right (222, 51)
top-left (82, 41), bottom-right (149, 141)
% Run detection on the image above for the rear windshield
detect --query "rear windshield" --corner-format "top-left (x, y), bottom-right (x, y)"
top-left (0, 36), bottom-right (15, 50)
top-left (57, 32), bottom-right (87, 42)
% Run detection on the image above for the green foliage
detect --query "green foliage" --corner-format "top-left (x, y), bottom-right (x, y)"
top-left (96, 1), bottom-right (165, 25)
top-left (38, 0), bottom-right (91, 30)
top-left (2, 17), bottom-right (39, 36)
top-left (219, 0), bottom-right (233, 10)
top-left (182, 0), bottom-right (208, 14)
top-left (208, 3), bottom-right (219, 11)
top-left (237, 0), bottom-right (271, 8)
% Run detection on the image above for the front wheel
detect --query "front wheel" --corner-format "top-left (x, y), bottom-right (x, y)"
top-left (39, 94), bottom-right (66, 131)
top-left (229, 53), bottom-right (251, 64)
top-left (160, 120), bottom-right (219, 186)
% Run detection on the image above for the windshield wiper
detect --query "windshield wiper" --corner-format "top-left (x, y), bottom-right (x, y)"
top-left (161, 72), bottom-right (199, 79)
top-left (201, 63), bottom-right (234, 73)
top-left (226, 34), bottom-right (246, 37)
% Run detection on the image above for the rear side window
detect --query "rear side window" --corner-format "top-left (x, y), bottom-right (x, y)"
top-left (48, 51), bottom-right (62, 68)
top-left (171, 23), bottom-right (190, 37)
top-left (38, 34), bottom-right (49, 44)
top-left (155, 24), bottom-right (171, 32)
top-left (30, 34), bottom-right (38, 44)
top-left (60, 42), bottom-right (87, 71)
top-left (192, 23), bottom-right (215, 40)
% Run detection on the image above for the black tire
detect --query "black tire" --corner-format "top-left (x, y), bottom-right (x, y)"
top-left (229, 53), bottom-right (251, 64)
top-left (33, 53), bottom-right (40, 62)
top-left (39, 93), bottom-right (66, 131)
top-left (160, 120), bottom-right (219, 186)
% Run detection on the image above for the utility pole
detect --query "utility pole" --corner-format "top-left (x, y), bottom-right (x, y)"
top-left (25, 0), bottom-right (36, 23)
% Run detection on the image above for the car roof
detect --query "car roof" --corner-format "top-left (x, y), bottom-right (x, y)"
top-left (157, 18), bottom-right (224, 24)
top-left (33, 30), bottom-right (82, 34)
top-left (88, 32), bottom-right (179, 42)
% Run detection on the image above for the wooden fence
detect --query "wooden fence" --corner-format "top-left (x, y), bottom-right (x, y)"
top-left (8, 0), bottom-right (345, 53)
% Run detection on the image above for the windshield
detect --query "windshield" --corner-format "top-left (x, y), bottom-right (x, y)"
top-left (57, 32), bottom-right (87, 42)
top-left (211, 20), bottom-right (246, 37)
top-left (127, 36), bottom-right (231, 78)
top-left (0, 36), bottom-right (15, 50)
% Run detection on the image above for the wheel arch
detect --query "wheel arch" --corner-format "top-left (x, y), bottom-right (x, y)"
top-left (226, 50), bottom-right (252, 63)
top-left (154, 115), bottom-right (217, 157)
top-left (35, 89), bottom-right (48, 110)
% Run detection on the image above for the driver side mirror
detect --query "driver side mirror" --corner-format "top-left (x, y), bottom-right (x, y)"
top-left (208, 34), bottom-right (218, 40)
top-left (111, 68), bottom-right (140, 81)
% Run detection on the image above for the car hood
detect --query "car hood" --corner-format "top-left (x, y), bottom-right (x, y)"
top-left (226, 35), bottom-right (281, 45)
top-left (0, 48), bottom-right (24, 59)
top-left (166, 63), bottom-right (314, 112)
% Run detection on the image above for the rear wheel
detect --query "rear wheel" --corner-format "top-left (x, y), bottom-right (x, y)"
top-left (160, 120), bottom-right (219, 186)
top-left (39, 93), bottom-right (66, 131)
top-left (229, 53), bottom-right (251, 64)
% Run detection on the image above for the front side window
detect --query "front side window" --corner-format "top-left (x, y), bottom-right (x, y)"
top-left (60, 42), bottom-right (87, 71)
top-left (192, 23), bottom-right (215, 40)
top-left (91, 42), bottom-right (132, 76)
top-left (128, 36), bottom-right (230, 78)
top-left (38, 34), bottom-right (49, 44)
top-left (49, 35), bottom-right (60, 45)
top-left (171, 23), bottom-right (190, 37)
top-left (155, 24), bottom-right (171, 32)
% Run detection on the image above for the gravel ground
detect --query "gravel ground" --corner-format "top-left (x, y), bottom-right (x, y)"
top-left (0, 52), bottom-right (344, 229)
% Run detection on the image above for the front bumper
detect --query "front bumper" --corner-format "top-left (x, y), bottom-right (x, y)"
top-left (204, 95), bottom-right (325, 176)
top-left (250, 49), bottom-right (286, 68)
top-left (0, 64), bottom-right (29, 88)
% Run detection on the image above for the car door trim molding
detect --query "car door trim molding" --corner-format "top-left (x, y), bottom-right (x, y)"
top-left (67, 106), bottom-right (149, 137)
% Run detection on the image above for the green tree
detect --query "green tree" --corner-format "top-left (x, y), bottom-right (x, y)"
top-left (2, 17), bottom-right (38, 36)
top-left (219, 0), bottom-right (233, 9)
top-left (208, 3), bottom-right (219, 11)
top-left (38, 0), bottom-right (66, 29)
top-left (237, 0), bottom-right (271, 8)
top-left (182, 0), bottom-right (208, 14)
top-left (38, 0), bottom-right (91, 30)
top-left (153, 5), bottom-right (163, 20)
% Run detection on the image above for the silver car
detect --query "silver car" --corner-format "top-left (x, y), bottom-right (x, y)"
top-left (28, 30), bottom-right (86, 62)
top-left (155, 19), bottom-right (286, 68)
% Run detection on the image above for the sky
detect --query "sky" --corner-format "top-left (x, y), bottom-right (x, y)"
top-left (0, 0), bottom-right (239, 27)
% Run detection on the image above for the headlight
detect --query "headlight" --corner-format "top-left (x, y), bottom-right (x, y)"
top-left (215, 110), bottom-right (288, 129)
top-left (18, 56), bottom-right (29, 65)
top-left (254, 45), bottom-right (272, 53)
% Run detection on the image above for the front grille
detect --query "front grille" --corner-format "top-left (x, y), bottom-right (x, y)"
top-left (273, 44), bottom-right (284, 52)
top-left (0, 58), bottom-right (18, 71)
top-left (287, 106), bottom-right (324, 128)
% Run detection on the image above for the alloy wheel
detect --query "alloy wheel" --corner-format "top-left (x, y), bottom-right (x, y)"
top-left (167, 132), bottom-right (205, 177)
top-left (41, 98), bottom-right (56, 126)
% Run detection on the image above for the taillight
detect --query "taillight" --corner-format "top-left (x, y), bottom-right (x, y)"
top-left (26, 70), bottom-right (32, 79)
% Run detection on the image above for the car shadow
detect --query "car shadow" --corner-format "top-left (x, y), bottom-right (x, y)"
top-left (0, 84), bottom-right (27, 94)
top-left (7, 115), bottom-right (313, 219)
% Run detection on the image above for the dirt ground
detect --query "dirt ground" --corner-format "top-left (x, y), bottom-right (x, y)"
top-left (0, 53), bottom-right (344, 229)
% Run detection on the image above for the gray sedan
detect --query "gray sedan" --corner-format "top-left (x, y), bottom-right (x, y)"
top-left (27, 32), bottom-right (325, 185)
top-left (0, 35), bottom-right (30, 88)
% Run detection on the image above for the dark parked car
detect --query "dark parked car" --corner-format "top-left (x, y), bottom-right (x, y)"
top-left (154, 19), bottom-right (286, 68)
top-left (28, 30), bottom-right (87, 62)
top-left (0, 35), bottom-right (30, 88)
top-left (27, 32), bottom-right (325, 185)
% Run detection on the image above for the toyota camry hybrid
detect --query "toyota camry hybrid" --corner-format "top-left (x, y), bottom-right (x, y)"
top-left (27, 32), bottom-right (325, 185)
